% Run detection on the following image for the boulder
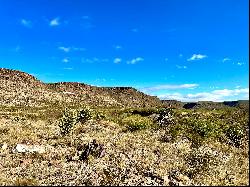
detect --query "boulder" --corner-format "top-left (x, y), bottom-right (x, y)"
top-left (14, 144), bottom-right (45, 154)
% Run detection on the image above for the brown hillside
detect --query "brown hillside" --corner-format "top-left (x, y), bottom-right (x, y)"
top-left (0, 68), bottom-right (163, 108)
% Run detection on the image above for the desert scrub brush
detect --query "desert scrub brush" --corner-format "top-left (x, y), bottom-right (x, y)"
top-left (58, 106), bottom-right (95, 135)
top-left (58, 108), bottom-right (79, 135)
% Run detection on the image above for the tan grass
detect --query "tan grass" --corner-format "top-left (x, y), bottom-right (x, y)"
top-left (0, 111), bottom-right (249, 186)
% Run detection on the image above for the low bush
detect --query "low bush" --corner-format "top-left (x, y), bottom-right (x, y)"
top-left (58, 106), bottom-right (95, 135)
top-left (162, 108), bottom-right (248, 147)
top-left (58, 108), bottom-right (79, 135)
top-left (121, 114), bottom-right (154, 131)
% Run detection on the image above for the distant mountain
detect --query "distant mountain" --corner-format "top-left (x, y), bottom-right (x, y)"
top-left (0, 68), bottom-right (163, 108)
top-left (175, 100), bottom-right (248, 109)
top-left (161, 99), bottom-right (249, 109)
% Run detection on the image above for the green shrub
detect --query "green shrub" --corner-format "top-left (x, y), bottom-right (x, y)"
top-left (93, 110), bottom-right (106, 121)
top-left (122, 114), bottom-right (154, 131)
top-left (58, 106), bottom-right (95, 135)
top-left (58, 108), bottom-right (78, 135)
top-left (192, 120), bottom-right (221, 138)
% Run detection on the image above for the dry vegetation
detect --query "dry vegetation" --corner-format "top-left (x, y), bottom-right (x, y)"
top-left (0, 105), bottom-right (249, 186)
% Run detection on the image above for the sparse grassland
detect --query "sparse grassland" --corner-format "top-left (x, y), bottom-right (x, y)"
top-left (0, 105), bottom-right (249, 186)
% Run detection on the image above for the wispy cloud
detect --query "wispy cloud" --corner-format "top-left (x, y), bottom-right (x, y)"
top-left (176, 65), bottom-right (187, 69)
top-left (236, 62), bottom-right (245, 66)
top-left (114, 58), bottom-right (122, 64)
top-left (179, 54), bottom-right (183, 58)
top-left (62, 58), bottom-right (69, 63)
top-left (58, 46), bottom-right (86, 52)
top-left (50, 18), bottom-right (60, 26)
top-left (141, 84), bottom-right (199, 92)
top-left (222, 57), bottom-right (231, 62)
top-left (58, 46), bottom-right (70, 52)
top-left (20, 19), bottom-right (32, 28)
top-left (158, 88), bottom-right (249, 102)
top-left (187, 54), bottom-right (207, 61)
top-left (127, 57), bottom-right (144, 64)
top-left (165, 58), bottom-right (168, 62)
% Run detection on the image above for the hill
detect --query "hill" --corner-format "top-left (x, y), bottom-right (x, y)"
top-left (0, 68), bottom-right (163, 108)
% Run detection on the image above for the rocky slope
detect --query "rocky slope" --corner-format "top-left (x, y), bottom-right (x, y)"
top-left (0, 68), bottom-right (163, 108)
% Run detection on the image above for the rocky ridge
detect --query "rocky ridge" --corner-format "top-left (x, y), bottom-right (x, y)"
top-left (0, 68), bottom-right (163, 108)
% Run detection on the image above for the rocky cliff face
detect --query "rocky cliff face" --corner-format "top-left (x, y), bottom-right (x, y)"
top-left (0, 68), bottom-right (163, 108)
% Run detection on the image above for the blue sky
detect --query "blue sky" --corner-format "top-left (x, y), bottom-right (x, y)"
top-left (0, 0), bottom-right (249, 101)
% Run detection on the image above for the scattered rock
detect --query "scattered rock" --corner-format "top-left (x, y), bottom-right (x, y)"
top-left (13, 144), bottom-right (45, 154)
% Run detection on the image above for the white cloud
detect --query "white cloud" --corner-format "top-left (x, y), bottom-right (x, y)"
top-left (50, 18), bottom-right (60, 26)
top-left (58, 46), bottom-right (86, 52)
top-left (176, 65), bottom-right (187, 69)
top-left (142, 84), bottom-right (199, 92)
top-left (127, 57), bottom-right (144, 64)
top-left (62, 58), bottom-right (69, 63)
top-left (179, 54), bottom-right (183, 58)
top-left (236, 62), bottom-right (244, 66)
top-left (158, 88), bottom-right (249, 102)
top-left (222, 57), bottom-right (231, 62)
top-left (20, 19), bottom-right (32, 27)
top-left (58, 46), bottom-right (70, 52)
top-left (187, 54), bottom-right (207, 61)
top-left (114, 58), bottom-right (122, 64)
